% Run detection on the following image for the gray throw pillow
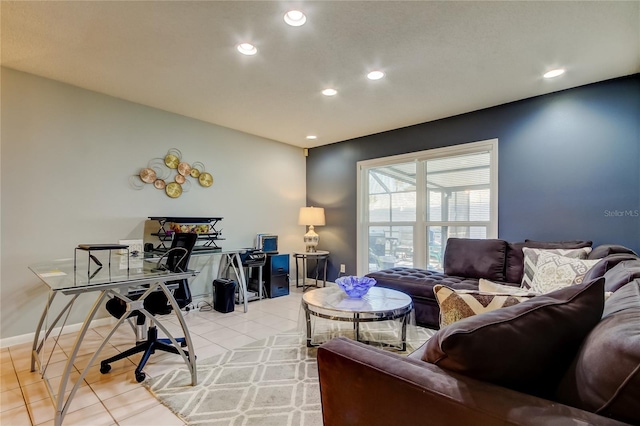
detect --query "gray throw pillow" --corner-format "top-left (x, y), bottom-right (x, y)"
top-left (588, 244), bottom-right (638, 260)
top-left (423, 278), bottom-right (605, 398)
top-left (601, 259), bottom-right (640, 292)
top-left (583, 253), bottom-right (640, 283)
top-left (555, 280), bottom-right (640, 425)
top-left (521, 247), bottom-right (592, 290)
top-left (524, 239), bottom-right (592, 249)
top-left (527, 251), bottom-right (600, 294)
top-left (506, 240), bottom-right (593, 284)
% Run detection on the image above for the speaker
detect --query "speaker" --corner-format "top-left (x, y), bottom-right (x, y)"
top-left (263, 254), bottom-right (290, 298)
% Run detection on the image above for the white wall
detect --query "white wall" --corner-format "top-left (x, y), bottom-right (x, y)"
top-left (0, 68), bottom-right (306, 341)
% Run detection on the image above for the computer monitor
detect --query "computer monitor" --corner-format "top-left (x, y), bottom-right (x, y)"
top-left (256, 234), bottom-right (278, 254)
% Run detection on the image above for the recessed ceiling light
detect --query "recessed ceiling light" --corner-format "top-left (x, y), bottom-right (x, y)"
top-left (367, 70), bottom-right (385, 80)
top-left (284, 10), bottom-right (306, 27)
top-left (237, 43), bottom-right (257, 56)
top-left (543, 68), bottom-right (565, 79)
top-left (306, 135), bottom-right (317, 140)
top-left (322, 88), bottom-right (337, 96)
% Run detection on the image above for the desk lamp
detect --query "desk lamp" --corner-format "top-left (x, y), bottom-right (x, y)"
top-left (299, 207), bottom-right (325, 252)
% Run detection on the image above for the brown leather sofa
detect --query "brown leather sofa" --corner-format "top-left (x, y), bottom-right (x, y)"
top-left (366, 238), bottom-right (638, 328)
top-left (317, 277), bottom-right (640, 426)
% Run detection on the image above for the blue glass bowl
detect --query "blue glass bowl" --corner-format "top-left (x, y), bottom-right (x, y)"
top-left (335, 276), bottom-right (377, 298)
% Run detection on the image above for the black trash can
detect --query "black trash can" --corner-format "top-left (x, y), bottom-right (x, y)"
top-left (213, 278), bottom-right (236, 313)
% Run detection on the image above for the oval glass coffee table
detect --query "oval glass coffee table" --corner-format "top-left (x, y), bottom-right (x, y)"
top-left (301, 286), bottom-right (414, 351)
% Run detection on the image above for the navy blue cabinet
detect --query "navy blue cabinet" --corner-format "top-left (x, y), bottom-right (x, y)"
top-left (264, 254), bottom-right (290, 298)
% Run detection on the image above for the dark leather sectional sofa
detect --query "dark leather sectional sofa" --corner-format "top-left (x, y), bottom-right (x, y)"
top-left (366, 238), bottom-right (638, 328)
top-left (317, 239), bottom-right (640, 425)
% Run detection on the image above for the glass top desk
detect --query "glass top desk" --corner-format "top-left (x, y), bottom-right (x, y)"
top-left (29, 256), bottom-right (198, 426)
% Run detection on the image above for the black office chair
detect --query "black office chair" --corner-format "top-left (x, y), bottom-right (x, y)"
top-left (100, 232), bottom-right (197, 382)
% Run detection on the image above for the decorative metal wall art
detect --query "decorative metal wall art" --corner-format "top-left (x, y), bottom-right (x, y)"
top-left (129, 148), bottom-right (213, 198)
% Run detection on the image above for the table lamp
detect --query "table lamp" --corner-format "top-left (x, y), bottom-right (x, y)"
top-left (299, 207), bottom-right (325, 252)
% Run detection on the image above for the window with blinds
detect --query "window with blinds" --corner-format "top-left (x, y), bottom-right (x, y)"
top-left (426, 151), bottom-right (492, 270)
top-left (357, 139), bottom-right (498, 274)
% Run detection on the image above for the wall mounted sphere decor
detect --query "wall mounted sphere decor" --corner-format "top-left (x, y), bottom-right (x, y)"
top-left (129, 148), bottom-right (212, 198)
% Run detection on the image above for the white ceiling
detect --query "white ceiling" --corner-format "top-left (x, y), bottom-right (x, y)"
top-left (2, 1), bottom-right (639, 148)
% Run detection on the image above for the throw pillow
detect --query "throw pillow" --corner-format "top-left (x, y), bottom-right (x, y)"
top-left (433, 284), bottom-right (535, 328)
top-left (555, 280), bottom-right (640, 425)
top-left (587, 244), bottom-right (638, 260)
top-left (582, 253), bottom-right (640, 284)
top-left (529, 251), bottom-right (600, 294)
top-left (424, 278), bottom-right (605, 398)
top-left (524, 239), bottom-right (592, 249)
top-left (505, 242), bottom-right (527, 284)
top-left (506, 240), bottom-right (592, 284)
top-left (600, 259), bottom-right (640, 293)
top-left (479, 278), bottom-right (540, 296)
top-left (521, 247), bottom-right (592, 290)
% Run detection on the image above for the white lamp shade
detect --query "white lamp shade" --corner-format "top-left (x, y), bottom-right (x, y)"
top-left (298, 207), bottom-right (325, 226)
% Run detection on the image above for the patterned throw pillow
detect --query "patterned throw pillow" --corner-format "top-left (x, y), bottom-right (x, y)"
top-left (434, 284), bottom-right (535, 328)
top-left (521, 247), bottom-right (592, 290)
top-left (529, 251), bottom-right (601, 294)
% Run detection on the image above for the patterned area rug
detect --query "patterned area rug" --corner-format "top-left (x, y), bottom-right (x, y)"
top-left (146, 328), bottom-right (434, 425)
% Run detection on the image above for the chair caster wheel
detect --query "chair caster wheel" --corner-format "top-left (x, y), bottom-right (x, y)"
top-left (100, 363), bottom-right (111, 374)
top-left (135, 372), bottom-right (146, 383)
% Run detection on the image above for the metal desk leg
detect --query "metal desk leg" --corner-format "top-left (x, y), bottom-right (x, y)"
top-left (217, 254), bottom-right (227, 282)
top-left (31, 290), bottom-right (58, 372)
top-left (231, 252), bottom-right (248, 313)
top-left (53, 290), bottom-right (109, 426)
top-left (32, 294), bottom-right (79, 376)
top-left (156, 282), bottom-right (197, 385)
top-left (217, 253), bottom-right (247, 312)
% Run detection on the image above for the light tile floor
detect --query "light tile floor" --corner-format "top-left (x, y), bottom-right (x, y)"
top-left (1, 284), bottom-right (430, 425)
top-left (1, 286), bottom-right (306, 425)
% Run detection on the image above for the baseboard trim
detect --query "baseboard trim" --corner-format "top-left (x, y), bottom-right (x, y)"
top-left (0, 317), bottom-right (117, 349)
top-left (1, 293), bottom-right (214, 350)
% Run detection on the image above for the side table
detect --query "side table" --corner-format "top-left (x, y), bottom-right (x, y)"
top-left (293, 251), bottom-right (329, 291)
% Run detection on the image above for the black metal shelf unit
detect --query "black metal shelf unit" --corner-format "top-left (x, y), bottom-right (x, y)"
top-left (148, 217), bottom-right (225, 252)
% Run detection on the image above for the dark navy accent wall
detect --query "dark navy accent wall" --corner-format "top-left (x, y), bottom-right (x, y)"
top-left (307, 75), bottom-right (640, 281)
